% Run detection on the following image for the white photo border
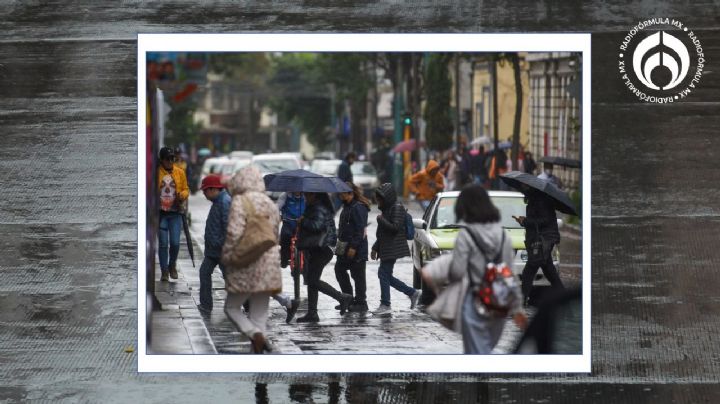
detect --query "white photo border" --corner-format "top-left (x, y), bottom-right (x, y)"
top-left (137, 33), bottom-right (591, 373)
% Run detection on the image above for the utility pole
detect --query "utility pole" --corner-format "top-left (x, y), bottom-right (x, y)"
top-left (491, 55), bottom-right (499, 151)
top-left (393, 57), bottom-right (404, 193)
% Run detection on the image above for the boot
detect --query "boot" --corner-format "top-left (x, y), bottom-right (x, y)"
top-left (338, 293), bottom-right (354, 315)
top-left (169, 264), bottom-right (178, 280)
top-left (296, 311), bottom-right (320, 323)
top-left (286, 299), bottom-right (300, 324)
top-left (251, 332), bottom-right (267, 354)
top-left (160, 271), bottom-right (169, 282)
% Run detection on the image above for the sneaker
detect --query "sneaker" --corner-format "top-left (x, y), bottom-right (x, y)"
top-left (169, 264), bottom-right (178, 280)
top-left (372, 304), bottom-right (392, 315)
top-left (296, 311), bottom-right (320, 323)
top-left (348, 302), bottom-right (369, 313)
top-left (286, 299), bottom-right (299, 324)
top-left (160, 272), bottom-right (169, 282)
top-left (409, 290), bottom-right (421, 309)
top-left (197, 304), bottom-right (212, 315)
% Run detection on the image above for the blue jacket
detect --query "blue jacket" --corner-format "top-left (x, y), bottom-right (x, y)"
top-left (338, 199), bottom-right (369, 261)
top-left (280, 193), bottom-right (305, 236)
top-left (204, 189), bottom-right (232, 259)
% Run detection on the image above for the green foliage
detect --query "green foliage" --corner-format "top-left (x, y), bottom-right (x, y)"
top-left (568, 188), bottom-right (582, 225)
top-left (424, 54), bottom-right (454, 151)
top-left (209, 53), bottom-right (270, 87)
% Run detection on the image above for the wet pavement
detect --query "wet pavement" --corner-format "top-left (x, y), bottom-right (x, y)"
top-left (3, 1), bottom-right (720, 402)
top-left (172, 193), bottom-right (581, 355)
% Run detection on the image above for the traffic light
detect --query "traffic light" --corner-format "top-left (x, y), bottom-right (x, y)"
top-left (403, 116), bottom-right (412, 126)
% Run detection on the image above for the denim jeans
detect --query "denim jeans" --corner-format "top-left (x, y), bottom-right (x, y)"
top-left (158, 212), bottom-right (182, 271)
top-left (199, 256), bottom-right (224, 309)
top-left (377, 259), bottom-right (415, 306)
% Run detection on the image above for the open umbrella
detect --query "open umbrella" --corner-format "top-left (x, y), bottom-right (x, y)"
top-left (470, 136), bottom-right (492, 146)
top-left (539, 156), bottom-right (581, 169)
top-left (180, 213), bottom-right (195, 267)
top-left (264, 169), bottom-right (352, 193)
top-left (500, 171), bottom-right (578, 216)
top-left (392, 139), bottom-right (424, 153)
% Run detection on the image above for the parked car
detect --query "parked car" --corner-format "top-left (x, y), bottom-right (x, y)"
top-left (252, 153), bottom-right (302, 200)
top-left (219, 158), bottom-right (252, 184)
top-left (229, 150), bottom-right (253, 160)
top-left (410, 190), bottom-right (561, 303)
top-left (350, 161), bottom-right (380, 200)
top-left (197, 156), bottom-right (229, 192)
top-left (309, 159), bottom-right (342, 177)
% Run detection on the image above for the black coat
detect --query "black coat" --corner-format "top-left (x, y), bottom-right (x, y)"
top-left (338, 160), bottom-right (353, 184)
top-left (523, 192), bottom-right (560, 244)
top-left (299, 200), bottom-right (337, 249)
top-left (372, 183), bottom-right (410, 260)
top-left (338, 199), bottom-right (369, 261)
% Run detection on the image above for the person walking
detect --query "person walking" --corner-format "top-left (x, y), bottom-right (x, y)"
top-left (296, 192), bottom-right (354, 323)
top-left (157, 146), bottom-right (189, 281)
top-left (441, 150), bottom-right (459, 192)
top-left (334, 183), bottom-right (371, 313)
top-left (337, 152), bottom-right (356, 184)
top-left (408, 160), bottom-right (445, 211)
top-left (371, 183), bottom-right (421, 315)
top-left (196, 174), bottom-right (231, 314)
top-left (513, 184), bottom-right (565, 305)
top-left (221, 165), bottom-right (282, 353)
top-left (421, 185), bottom-right (527, 354)
top-left (276, 191), bottom-right (305, 322)
top-left (523, 151), bottom-right (537, 175)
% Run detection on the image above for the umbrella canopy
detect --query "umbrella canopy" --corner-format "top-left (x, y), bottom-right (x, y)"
top-left (500, 171), bottom-right (578, 216)
top-left (392, 139), bottom-right (424, 153)
top-left (539, 156), bottom-right (581, 169)
top-left (264, 169), bottom-right (352, 193)
top-left (470, 136), bottom-right (492, 146)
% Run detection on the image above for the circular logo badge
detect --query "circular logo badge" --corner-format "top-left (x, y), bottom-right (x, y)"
top-left (618, 19), bottom-right (705, 103)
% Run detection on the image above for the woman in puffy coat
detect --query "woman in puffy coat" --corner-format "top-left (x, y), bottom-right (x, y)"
top-left (222, 165), bottom-right (282, 354)
top-left (296, 192), bottom-right (353, 323)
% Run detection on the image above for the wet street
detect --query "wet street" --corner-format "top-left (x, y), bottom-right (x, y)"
top-left (172, 192), bottom-right (581, 355)
top-left (3, 1), bottom-right (720, 402)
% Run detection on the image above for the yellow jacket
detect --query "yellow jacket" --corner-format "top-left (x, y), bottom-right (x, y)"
top-left (158, 165), bottom-right (189, 212)
top-left (408, 160), bottom-right (445, 201)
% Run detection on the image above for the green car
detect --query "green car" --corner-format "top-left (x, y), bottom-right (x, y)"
top-left (411, 190), bottom-right (561, 303)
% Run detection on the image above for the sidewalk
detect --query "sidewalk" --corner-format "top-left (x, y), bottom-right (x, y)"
top-left (148, 239), bottom-right (217, 355)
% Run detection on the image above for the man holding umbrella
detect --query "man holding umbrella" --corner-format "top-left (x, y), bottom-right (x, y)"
top-left (501, 171), bottom-right (576, 305)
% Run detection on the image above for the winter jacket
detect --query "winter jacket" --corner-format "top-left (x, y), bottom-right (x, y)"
top-left (424, 221), bottom-right (519, 332)
top-left (408, 160), bottom-right (445, 201)
top-left (372, 183), bottom-right (410, 260)
top-left (523, 192), bottom-right (560, 244)
top-left (337, 198), bottom-right (369, 261)
top-left (299, 198), bottom-right (337, 249)
top-left (222, 165), bottom-right (282, 295)
top-left (338, 160), bottom-right (353, 184)
top-left (204, 189), bottom-right (232, 259)
top-left (157, 164), bottom-right (189, 213)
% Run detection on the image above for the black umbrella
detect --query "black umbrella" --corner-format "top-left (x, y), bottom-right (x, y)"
top-left (538, 156), bottom-right (581, 169)
top-left (181, 213), bottom-right (195, 267)
top-left (500, 171), bottom-right (578, 216)
top-left (264, 169), bottom-right (352, 193)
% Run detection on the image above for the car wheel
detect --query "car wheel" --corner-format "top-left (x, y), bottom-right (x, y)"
top-left (419, 276), bottom-right (436, 306)
top-left (413, 266), bottom-right (421, 289)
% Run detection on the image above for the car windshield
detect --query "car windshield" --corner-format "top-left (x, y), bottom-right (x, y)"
top-left (253, 159), bottom-right (300, 173)
top-left (351, 162), bottom-right (377, 176)
top-left (430, 195), bottom-right (527, 229)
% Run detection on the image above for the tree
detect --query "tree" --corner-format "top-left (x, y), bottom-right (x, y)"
top-left (166, 97), bottom-right (201, 146)
top-left (424, 54), bottom-right (454, 152)
top-left (509, 52), bottom-right (523, 170)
